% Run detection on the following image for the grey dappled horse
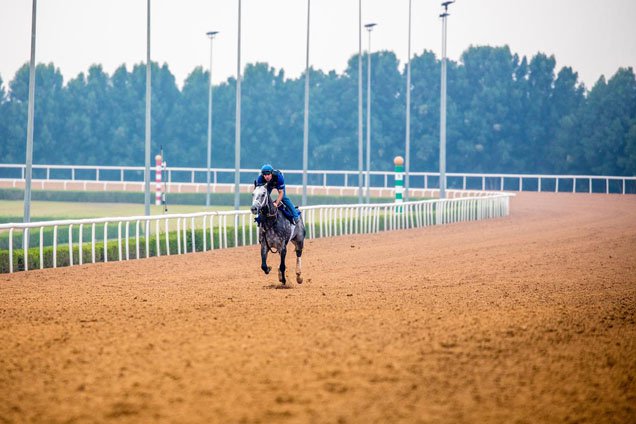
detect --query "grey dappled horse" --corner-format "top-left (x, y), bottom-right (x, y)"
top-left (250, 184), bottom-right (305, 285)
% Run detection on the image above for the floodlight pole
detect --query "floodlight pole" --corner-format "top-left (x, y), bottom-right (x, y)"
top-left (439, 1), bottom-right (454, 199)
top-left (357, 0), bottom-right (363, 204)
top-left (404, 0), bottom-right (412, 202)
top-left (206, 31), bottom-right (219, 207)
top-left (302, 0), bottom-right (311, 206)
top-left (234, 0), bottom-right (242, 211)
top-left (23, 0), bottom-right (37, 229)
top-left (144, 0), bottom-right (152, 216)
top-left (365, 23), bottom-right (377, 203)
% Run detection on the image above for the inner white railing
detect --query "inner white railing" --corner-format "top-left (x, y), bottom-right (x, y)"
top-left (0, 190), bottom-right (514, 274)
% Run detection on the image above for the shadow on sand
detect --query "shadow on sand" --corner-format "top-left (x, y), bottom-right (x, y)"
top-left (262, 284), bottom-right (294, 290)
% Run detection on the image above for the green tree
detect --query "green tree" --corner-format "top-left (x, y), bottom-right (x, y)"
top-left (106, 62), bottom-right (179, 167)
top-left (4, 63), bottom-right (65, 166)
top-left (366, 51), bottom-right (404, 170)
top-left (309, 68), bottom-right (356, 170)
top-left (519, 53), bottom-right (559, 173)
top-left (0, 51), bottom-right (634, 178)
top-left (164, 67), bottom-right (208, 168)
top-left (548, 67), bottom-right (586, 173)
top-left (408, 50), bottom-right (440, 172)
top-left (578, 68), bottom-right (636, 175)
top-left (241, 63), bottom-right (293, 168)
top-left (0, 75), bottom-right (12, 163)
top-left (455, 46), bottom-right (525, 172)
top-left (62, 65), bottom-right (114, 164)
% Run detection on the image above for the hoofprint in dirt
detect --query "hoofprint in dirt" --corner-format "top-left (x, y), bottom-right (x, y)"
top-left (0, 193), bottom-right (634, 423)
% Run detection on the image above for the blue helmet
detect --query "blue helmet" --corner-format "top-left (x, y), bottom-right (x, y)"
top-left (260, 164), bottom-right (274, 175)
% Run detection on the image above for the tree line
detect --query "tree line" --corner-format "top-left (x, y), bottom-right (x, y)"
top-left (0, 45), bottom-right (634, 176)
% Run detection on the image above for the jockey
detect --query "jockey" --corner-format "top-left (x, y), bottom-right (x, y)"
top-left (256, 164), bottom-right (300, 224)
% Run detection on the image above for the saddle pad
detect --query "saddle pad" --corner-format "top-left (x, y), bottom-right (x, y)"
top-left (280, 204), bottom-right (301, 222)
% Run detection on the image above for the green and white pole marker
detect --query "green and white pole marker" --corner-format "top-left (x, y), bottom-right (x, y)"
top-left (394, 156), bottom-right (404, 213)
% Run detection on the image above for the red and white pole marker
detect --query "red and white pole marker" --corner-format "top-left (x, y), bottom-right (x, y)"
top-left (155, 154), bottom-right (162, 206)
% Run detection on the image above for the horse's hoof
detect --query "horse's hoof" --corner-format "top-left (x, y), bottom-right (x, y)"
top-left (296, 274), bottom-right (303, 284)
top-left (262, 266), bottom-right (271, 275)
top-left (278, 270), bottom-right (283, 282)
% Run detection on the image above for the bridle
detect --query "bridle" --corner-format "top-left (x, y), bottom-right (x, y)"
top-left (252, 185), bottom-right (278, 219)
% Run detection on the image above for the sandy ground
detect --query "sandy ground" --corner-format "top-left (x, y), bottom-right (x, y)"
top-left (1, 193), bottom-right (635, 423)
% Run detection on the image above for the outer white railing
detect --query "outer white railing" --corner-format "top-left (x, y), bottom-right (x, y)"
top-left (0, 190), bottom-right (513, 273)
top-left (0, 163), bottom-right (634, 194)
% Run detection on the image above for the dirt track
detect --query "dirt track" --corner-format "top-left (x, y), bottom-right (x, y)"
top-left (1, 193), bottom-right (635, 423)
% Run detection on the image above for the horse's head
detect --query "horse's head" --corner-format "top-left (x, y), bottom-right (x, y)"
top-left (251, 184), bottom-right (269, 215)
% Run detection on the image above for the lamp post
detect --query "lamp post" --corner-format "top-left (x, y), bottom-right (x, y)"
top-left (206, 30), bottom-right (219, 207)
top-left (144, 0), bottom-right (152, 216)
top-left (302, 0), bottom-right (311, 207)
top-left (439, 1), bottom-right (454, 199)
top-left (234, 0), bottom-right (242, 211)
top-left (23, 0), bottom-right (37, 228)
top-left (357, 0), bottom-right (363, 204)
top-left (404, 0), bottom-right (412, 202)
top-left (364, 22), bottom-right (377, 203)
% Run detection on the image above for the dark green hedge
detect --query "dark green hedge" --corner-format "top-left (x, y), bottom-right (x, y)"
top-left (0, 226), bottom-right (247, 273)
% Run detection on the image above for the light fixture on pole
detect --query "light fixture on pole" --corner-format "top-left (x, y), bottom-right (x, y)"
top-left (144, 0), bottom-right (152, 216)
top-left (206, 30), bottom-right (219, 208)
top-left (439, 0), bottom-right (454, 199)
top-left (357, 0), bottom-right (363, 204)
top-left (302, 0), bottom-right (311, 207)
top-left (234, 0), bottom-right (242, 211)
top-left (404, 0), bottom-right (412, 203)
top-left (364, 22), bottom-right (377, 204)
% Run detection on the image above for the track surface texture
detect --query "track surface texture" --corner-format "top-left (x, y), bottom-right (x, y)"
top-left (1, 193), bottom-right (635, 423)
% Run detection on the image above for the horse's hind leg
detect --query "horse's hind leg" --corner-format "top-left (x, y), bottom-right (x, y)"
top-left (261, 243), bottom-right (271, 274)
top-left (293, 239), bottom-right (304, 284)
top-left (278, 247), bottom-right (287, 285)
top-left (295, 248), bottom-right (303, 284)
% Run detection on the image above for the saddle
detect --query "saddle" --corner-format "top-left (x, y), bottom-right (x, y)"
top-left (255, 204), bottom-right (301, 226)
top-left (279, 203), bottom-right (301, 224)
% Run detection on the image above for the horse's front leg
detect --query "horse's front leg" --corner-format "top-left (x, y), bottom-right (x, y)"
top-left (278, 247), bottom-right (287, 285)
top-left (261, 243), bottom-right (271, 274)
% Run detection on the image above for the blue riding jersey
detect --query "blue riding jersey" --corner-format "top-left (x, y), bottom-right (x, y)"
top-left (256, 170), bottom-right (286, 193)
top-left (256, 170), bottom-right (299, 221)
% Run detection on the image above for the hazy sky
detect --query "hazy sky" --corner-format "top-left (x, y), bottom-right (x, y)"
top-left (1, 0), bottom-right (635, 90)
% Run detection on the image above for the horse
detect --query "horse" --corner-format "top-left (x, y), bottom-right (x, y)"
top-left (250, 184), bottom-right (305, 285)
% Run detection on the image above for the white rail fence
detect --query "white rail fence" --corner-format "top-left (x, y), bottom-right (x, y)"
top-left (0, 191), bottom-right (513, 273)
top-left (0, 163), bottom-right (634, 194)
